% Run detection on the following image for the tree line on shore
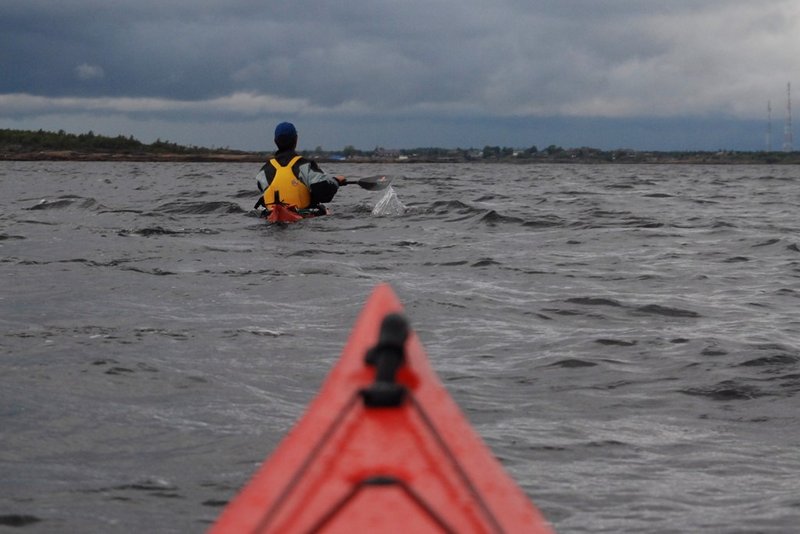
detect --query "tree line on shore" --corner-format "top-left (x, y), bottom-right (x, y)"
top-left (0, 128), bottom-right (245, 156)
top-left (2, 128), bottom-right (799, 164)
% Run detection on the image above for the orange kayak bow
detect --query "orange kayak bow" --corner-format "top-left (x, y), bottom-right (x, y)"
top-left (211, 284), bottom-right (553, 533)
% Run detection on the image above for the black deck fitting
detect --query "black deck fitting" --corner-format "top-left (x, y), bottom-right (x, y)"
top-left (361, 313), bottom-right (409, 407)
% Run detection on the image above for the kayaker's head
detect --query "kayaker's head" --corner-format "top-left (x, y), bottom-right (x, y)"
top-left (274, 121), bottom-right (298, 151)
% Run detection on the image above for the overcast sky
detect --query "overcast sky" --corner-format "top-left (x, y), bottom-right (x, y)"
top-left (2, 0), bottom-right (798, 151)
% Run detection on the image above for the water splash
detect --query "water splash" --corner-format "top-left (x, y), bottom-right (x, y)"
top-left (371, 185), bottom-right (406, 216)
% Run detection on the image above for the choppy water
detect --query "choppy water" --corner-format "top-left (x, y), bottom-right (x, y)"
top-left (1, 161), bottom-right (799, 533)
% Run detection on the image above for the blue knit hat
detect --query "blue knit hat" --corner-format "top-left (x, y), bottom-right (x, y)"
top-left (274, 122), bottom-right (298, 149)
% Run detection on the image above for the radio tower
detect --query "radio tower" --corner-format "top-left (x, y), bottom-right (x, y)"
top-left (767, 100), bottom-right (772, 151)
top-left (784, 82), bottom-right (794, 152)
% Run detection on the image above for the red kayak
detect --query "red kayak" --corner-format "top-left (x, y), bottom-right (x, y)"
top-left (210, 284), bottom-right (553, 533)
top-left (256, 190), bottom-right (327, 224)
top-left (263, 203), bottom-right (327, 224)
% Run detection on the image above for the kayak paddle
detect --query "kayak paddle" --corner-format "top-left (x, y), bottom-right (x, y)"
top-left (341, 175), bottom-right (393, 191)
top-left (254, 175), bottom-right (393, 209)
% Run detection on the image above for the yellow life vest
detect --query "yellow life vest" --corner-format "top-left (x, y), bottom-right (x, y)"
top-left (263, 155), bottom-right (311, 209)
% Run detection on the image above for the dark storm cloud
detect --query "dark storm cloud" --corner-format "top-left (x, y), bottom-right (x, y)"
top-left (1, 0), bottom-right (798, 149)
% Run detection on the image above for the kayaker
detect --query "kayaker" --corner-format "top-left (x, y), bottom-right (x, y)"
top-left (256, 122), bottom-right (345, 211)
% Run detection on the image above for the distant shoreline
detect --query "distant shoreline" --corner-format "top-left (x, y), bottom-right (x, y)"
top-left (3, 149), bottom-right (799, 165)
top-left (0, 150), bottom-right (267, 163)
top-left (2, 128), bottom-right (799, 164)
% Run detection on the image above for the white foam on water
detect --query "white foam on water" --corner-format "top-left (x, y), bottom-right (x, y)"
top-left (371, 185), bottom-right (406, 216)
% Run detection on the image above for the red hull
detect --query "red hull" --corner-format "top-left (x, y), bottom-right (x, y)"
top-left (211, 284), bottom-right (553, 533)
top-left (266, 203), bottom-right (304, 223)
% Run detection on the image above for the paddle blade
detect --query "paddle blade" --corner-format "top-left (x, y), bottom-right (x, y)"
top-left (341, 175), bottom-right (394, 191)
top-left (355, 175), bottom-right (392, 191)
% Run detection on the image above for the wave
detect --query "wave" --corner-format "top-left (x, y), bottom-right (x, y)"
top-left (118, 226), bottom-right (220, 237)
top-left (634, 304), bottom-right (701, 318)
top-left (681, 342), bottom-right (800, 402)
top-left (545, 358), bottom-right (598, 368)
top-left (737, 343), bottom-right (799, 365)
top-left (479, 210), bottom-right (524, 225)
top-left (425, 200), bottom-right (488, 224)
top-left (739, 354), bottom-right (800, 367)
top-left (471, 257), bottom-right (502, 267)
top-left (103, 364), bottom-right (160, 376)
top-left (752, 238), bottom-right (782, 247)
top-left (555, 296), bottom-right (700, 321)
top-left (429, 199), bottom-right (481, 214)
top-left (681, 380), bottom-right (770, 400)
top-left (522, 215), bottom-right (567, 228)
top-left (119, 226), bottom-right (183, 237)
top-left (26, 195), bottom-right (106, 211)
top-left (425, 199), bottom-right (570, 229)
top-left (0, 515), bottom-right (41, 527)
top-left (222, 327), bottom-right (284, 338)
top-left (233, 188), bottom-right (257, 198)
top-left (151, 200), bottom-right (246, 215)
top-left (81, 478), bottom-right (180, 496)
top-left (424, 259), bottom-right (468, 267)
top-left (122, 266), bottom-right (177, 276)
top-left (566, 297), bottom-right (624, 307)
top-left (737, 344), bottom-right (800, 397)
top-left (594, 338), bottom-right (637, 346)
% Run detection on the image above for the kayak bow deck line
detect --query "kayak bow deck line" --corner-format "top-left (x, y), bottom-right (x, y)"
top-left (210, 284), bottom-right (553, 533)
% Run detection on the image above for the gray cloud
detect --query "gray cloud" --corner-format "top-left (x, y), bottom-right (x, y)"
top-left (75, 63), bottom-right (105, 81)
top-left (1, 0), bottom-right (798, 149)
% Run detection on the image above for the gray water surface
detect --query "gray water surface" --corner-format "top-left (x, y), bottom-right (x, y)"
top-left (1, 161), bottom-right (799, 532)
